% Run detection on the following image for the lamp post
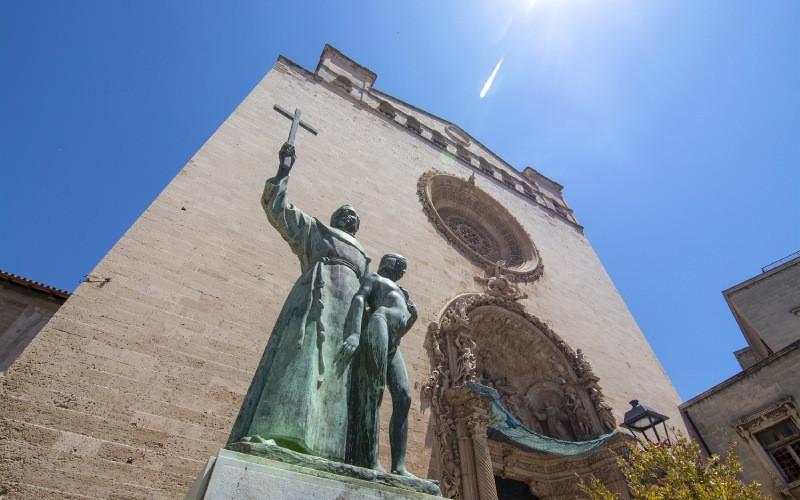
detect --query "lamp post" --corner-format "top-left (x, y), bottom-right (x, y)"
top-left (621, 400), bottom-right (671, 444)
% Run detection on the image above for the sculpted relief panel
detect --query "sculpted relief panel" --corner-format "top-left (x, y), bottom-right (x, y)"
top-left (469, 307), bottom-right (613, 442)
top-left (424, 281), bottom-right (624, 499)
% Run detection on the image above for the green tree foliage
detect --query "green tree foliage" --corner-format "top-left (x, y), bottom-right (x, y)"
top-left (581, 434), bottom-right (769, 499)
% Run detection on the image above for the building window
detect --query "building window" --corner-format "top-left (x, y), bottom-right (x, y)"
top-left (417, 172), bottom-right (543, 282)
top-left (755, 420), bottom-right (800, 482)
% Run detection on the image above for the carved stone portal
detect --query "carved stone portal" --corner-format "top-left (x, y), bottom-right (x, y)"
top-left (423, 287), bottom-right (628, 499)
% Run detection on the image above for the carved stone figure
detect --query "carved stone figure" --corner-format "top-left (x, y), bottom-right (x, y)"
top-left (336, 254), bottom-right (418, 475)
top-left (586, 380), bottom-right (618, 432)
top-left (481, 260), bottom-right (528, 301)
top-left (576, 348), bottom-right (591, 378)
top-left (454, 330), bottom-right (478, 385)
top-left (597, 402), bottom-right (617, 433)
top-left (534, 403), bottom-right (574, 441)
top-left (227, 142), bottom-right (370, 462)
top-left (564, 386), bottom-right (594, 439)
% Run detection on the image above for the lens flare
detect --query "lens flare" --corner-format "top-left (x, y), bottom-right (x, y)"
top-left (480, 56), bottom-right (504, 99)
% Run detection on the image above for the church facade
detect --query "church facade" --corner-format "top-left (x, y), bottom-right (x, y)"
top-left (0, 45), bottom-right (683, 499)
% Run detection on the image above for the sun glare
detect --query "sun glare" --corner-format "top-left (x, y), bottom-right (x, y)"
top-left (480, 56), bottom-right (505, 98)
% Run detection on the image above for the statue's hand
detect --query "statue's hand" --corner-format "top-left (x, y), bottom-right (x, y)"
top-left (334, 334), bottom-right (360, 365)
top-left (406, 298), bottom-right (418, 318)
top-left (277, 142), bottom-right (296, 178)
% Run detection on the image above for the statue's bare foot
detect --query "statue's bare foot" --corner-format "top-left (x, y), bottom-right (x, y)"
top-left (391, 467), bottom-right (417, 479)
top-left (372, 463), bottom-right (387, 474)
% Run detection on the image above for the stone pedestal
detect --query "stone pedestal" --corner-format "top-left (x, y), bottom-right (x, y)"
top-left (186, 448), bottom-right (443, 500)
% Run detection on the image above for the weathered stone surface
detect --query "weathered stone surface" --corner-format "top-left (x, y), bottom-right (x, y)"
top-left (0, 275), bottom-right (67, 374)
top-left (681, 340), bottom-right (800, 499)
top-left (0, 45), bottom-right (683, 498)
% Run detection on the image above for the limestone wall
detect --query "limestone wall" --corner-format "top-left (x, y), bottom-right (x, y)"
top-left (680, 342), bottom-right (800, 499)
top-left (0, 279), bottom-right (66, 374)
top-left (0, 49), bottom-right (683, 499)
top-left (725, 259), bottom-right (800, 356)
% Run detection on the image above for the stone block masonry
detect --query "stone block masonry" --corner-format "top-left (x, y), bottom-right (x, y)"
top-left (0, 46), bottom-right (682, 498)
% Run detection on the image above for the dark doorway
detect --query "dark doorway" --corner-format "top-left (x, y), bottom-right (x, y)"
top-left (494, 475), bottom-right (539, 500)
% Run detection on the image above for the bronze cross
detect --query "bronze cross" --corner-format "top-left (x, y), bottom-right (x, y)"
top-left (273, 104), bottom-right (319, 146)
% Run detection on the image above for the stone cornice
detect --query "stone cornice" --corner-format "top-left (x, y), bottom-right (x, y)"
top-left (272, 51), bottom-right (584, 232)
top-left (680, 339), bottom-right (800, 407)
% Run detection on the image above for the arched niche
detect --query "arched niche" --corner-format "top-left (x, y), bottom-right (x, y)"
top-left (468, 305), bottom-right (601, 441)
top-left (424, 292), bottom-right (627, 500)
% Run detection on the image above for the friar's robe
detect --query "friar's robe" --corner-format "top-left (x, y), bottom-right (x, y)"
top-left (227, 176), bottom-right (369, 461)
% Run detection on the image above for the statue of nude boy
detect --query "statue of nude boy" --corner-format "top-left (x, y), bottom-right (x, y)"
top-left (335, 253), bottom-right (418, 475)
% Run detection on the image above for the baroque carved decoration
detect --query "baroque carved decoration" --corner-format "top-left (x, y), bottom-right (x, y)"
top-left (491, 440), bottom-right (631, 500)
top-left (733, 396), bottom-right (797, 437)
top-left (474, 261), bottom-right (528, 302)
top-left (424, 323), bottom-right (462, 499)
top-left (424, 292), bottom-right (622, 499)
top-left (417, 171), bottom-right (543, 282)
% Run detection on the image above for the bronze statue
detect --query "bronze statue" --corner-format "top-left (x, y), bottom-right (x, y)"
top-left (336, 254), bottom-right (418, 475)
top-left (227, 142), bottom-right (370, 463)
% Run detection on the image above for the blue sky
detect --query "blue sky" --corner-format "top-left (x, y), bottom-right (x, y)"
top-left (1, 1), bottom-right (798, 403)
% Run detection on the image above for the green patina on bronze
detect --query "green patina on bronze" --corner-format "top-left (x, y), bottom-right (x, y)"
top-left (336, 253), bottom-right (418, 475)
top-left (227, 139), bottom-right (430, 493)
top-left (227, 142), bottom-right (370, 461)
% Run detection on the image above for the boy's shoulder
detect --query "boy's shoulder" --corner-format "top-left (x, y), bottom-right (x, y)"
top-left (374, 274), bottom-right (400, 287)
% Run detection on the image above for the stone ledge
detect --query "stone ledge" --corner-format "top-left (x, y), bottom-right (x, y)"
top-left (187, 447), bottom-right (443, 499)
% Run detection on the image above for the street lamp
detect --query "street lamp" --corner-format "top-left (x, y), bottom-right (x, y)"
top-left (621, 400), bottom-right (670, 443)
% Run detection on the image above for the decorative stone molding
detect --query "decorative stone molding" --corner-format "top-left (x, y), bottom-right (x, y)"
top-left (425, 323), bottom-right (462, 499)
top-left (500, 171), bottom-right (516, 189)
top-left (733, 396), bottom-right (797, 437)
top-left (456, 145), bottom-right (471, 163)
top-left (431, 130), bottom-right (448, 149)
top-left (417, 171), bottom-right (543, 282)
top-left (731, 397), bottom-right (800, 494)
top-left (311, 48), bottom-right (584, 230)
top-left (477, 157), bottom-right (494, 176)
top-left (405, 115), bottom-right (423, 134)
top-left (474, 261), bottom-right (528, 302)
top-left (424, 292), bottom-right (623, 498)
top-left (332, 74), bottom-right (353, 93)
top-left (445, 125), bottom-right (472, 146)
top-left (377, 99), bottom-right (397, 118)
top-left (489, 440), bottom-right (630, 500)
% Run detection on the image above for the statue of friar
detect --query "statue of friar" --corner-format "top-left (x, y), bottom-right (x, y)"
top-left (227, 142), bottom-right (370, 463)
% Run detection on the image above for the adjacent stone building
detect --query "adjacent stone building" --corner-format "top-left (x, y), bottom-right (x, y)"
top-left (0, 45), bottom-right (683, 499)
top-left (0, 270), bottom-right (69, 374)
top-left (681, 252), bottom-right (800, 499)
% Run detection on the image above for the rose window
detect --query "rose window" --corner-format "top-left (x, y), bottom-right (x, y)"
top-left (417, 172), bottom-right (542, 281)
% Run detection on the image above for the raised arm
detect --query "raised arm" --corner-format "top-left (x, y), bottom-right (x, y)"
top-left (261, 143), bottom-right (313, 253)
